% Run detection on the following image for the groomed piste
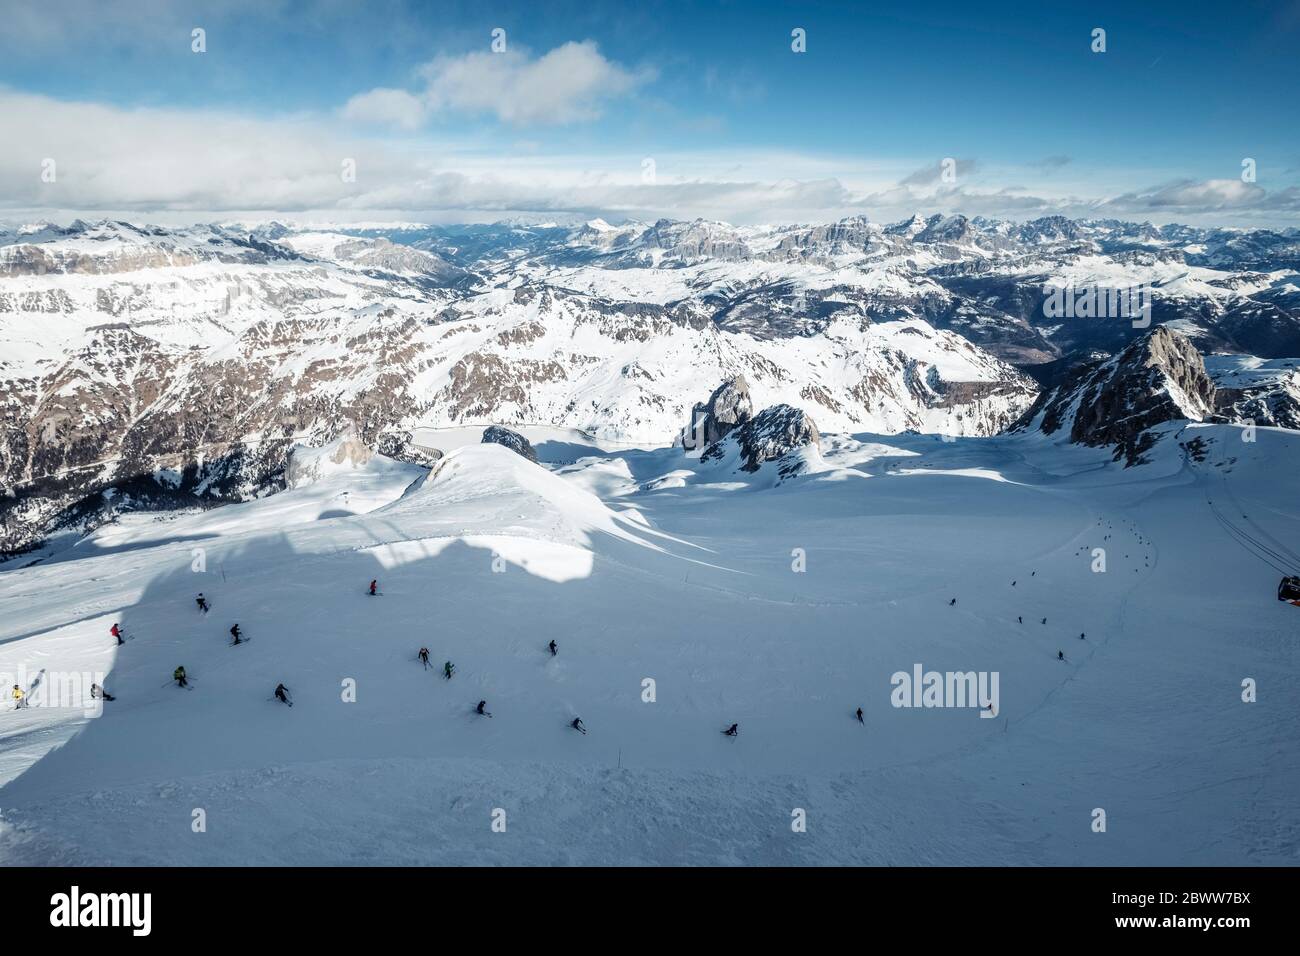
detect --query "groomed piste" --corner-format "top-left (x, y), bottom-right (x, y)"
top-left (0, 424), bottom-right (1297, 865)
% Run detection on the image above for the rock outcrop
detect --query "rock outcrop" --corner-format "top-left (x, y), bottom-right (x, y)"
top-left (376, 429), bottom-right (444, 467)
top-left (481, 425), bottom-right (538, 463)
top-left (702, 403), bottom-right (822, 477)
top-left (285, 429), bottom-right (374, 489)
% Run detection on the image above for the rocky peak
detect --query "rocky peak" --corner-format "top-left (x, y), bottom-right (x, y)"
top-left (1017, 326), bottom-right (1216, 465)
top-left (916, 214), bottom-right (973, 245)
top-left (680, 376), bottom-right (753, 450)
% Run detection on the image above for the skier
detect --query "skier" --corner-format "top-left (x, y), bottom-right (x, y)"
top-left (11, 684), bottom-right (25, 710)
top-left (548, 639), bottom-right (557, 657)
top-left (173, 666), bottom-right (188, 688)
top-left (230, 624), bottom-right (243, 645)
top-left (196, 593), bottom-right (209, 613)
top-left (274, 683), bottom-right (292, 706)
top-left (368, 579), bottom-right (378, 596)
top-left (1057, 650), bottom-right (1065, 661)
top-left (570, 717), bottom-right (586, 735)
top-left (1011, 580), bottom-right (1016, 587)
top-left (443, 661), bottom-right (455, 680)
top-left (111, 622), bottom-right (124, 645)
top-left (1079, 632), bottom-right (1086, 640)
top-left (1017, 616), bottom-right (1023, 624)
top-left (1041, 617), bottom-right (1047, 625)
top-left (475, 700), bottom-right (492, 717)
top-left (418, 647), bottom-right (430, 669)
top-left (949, 597), bottom-right (957, 606)
top-left (723, 723), bottom-right (739, 736)
top-left (855, 707), bottom-right (864, 724)
top-left (90, 683), bottom-right (115, 702)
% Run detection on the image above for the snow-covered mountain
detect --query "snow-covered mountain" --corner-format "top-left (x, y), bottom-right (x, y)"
top-left (1206, 354), bottom-right (1300, 429)
top-left (1, 213), bottom-right (1298, 862)
top-left (1015, 325), bottom-right (1300, 465)
top-left (1014, 327), bottom-right (1217, 465)
top-left (0, 217), bottom-right (1042, 556)
top-left (3, 213), bottom-right (1299, 556)
top-left (373, 213), bottom-right (1300, 362)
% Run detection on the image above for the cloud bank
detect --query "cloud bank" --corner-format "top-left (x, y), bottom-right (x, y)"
top-left (3, 90), bottom-right (1298, 228)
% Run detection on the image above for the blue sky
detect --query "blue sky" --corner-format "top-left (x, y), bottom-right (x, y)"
top-left (1, 0), bottom-right (1297, 225)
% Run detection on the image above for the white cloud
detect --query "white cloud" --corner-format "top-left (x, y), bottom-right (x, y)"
top-left (2, 90), bottom-right (1297, 228)
top-left (1109, 178), bottom-right (1268, 211)
top-left (344, 41), bottom-right (652, 129)
top-left (341, 88), bottom-right (427, 130)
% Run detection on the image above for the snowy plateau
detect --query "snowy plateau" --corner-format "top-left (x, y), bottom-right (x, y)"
top-left (0, 215), bottom-right (1297, 866)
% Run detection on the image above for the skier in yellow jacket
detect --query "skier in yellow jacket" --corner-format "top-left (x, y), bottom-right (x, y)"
top-left (12, 684), bottom-right (25, 709)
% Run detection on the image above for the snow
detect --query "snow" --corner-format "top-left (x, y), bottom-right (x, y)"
top-left (0, 222), bottom-right (1034, 442)
top-left (398, 301), bottom-right (1030, 442)
top-left (278, 232), bottom-right (362, 260)
top-left (1206, 353), bottom-right (1300, 389)
top-left (1, 425), bottom-right (1296, 864)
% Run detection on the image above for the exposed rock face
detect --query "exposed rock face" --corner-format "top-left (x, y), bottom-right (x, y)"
top-left (1015, 327), bottom-right (1216, 464)
top-left (481, 425), bottom-right (538, 463)
top-left (640, 219), bottom-right (751, 263)
top-left (681, 376), bottom-right (753, 449)
top-left (702, 403), bottom-right (821, 477)
top-left (330, 237), bottom-right (465, 282)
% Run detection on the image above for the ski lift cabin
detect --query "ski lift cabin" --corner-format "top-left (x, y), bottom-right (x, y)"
top-left (1279, 576), bottom-right (1300, 605)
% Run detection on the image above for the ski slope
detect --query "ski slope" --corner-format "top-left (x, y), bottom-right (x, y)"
top-left (0, 427), bottom-right (1297, 865)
